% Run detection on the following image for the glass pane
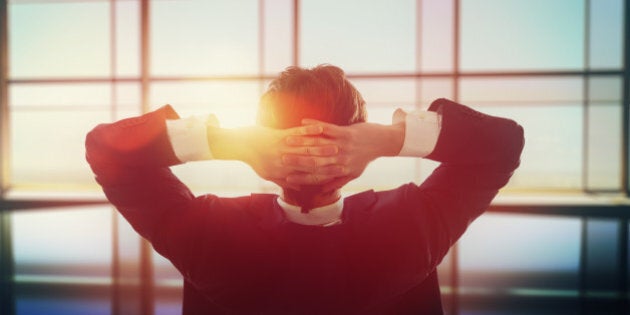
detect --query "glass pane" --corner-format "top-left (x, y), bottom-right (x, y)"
top-left (117, 213), bottom-right (141, 281)
top-left (12, 206), bottom-right (112, 278)
top-left (10, 84), bottom-right (111, 108)
top-left (586, 103), bottom-right (621, 190)
top-left (348, 156), bottom-right (418, 192)
top-left (460, 78), bottom-right (584, 191)
top-left (150, 81), bottom-right (274, 194)
top-left (587, 77), bottom-right (621, 190)
top-left (419, 78), bottom-right (453, 109)
top-left (346, 107), bottom-right (418, 192)
top-left (459, 214), bottom-right (581, 313)
top-left (460, 77), bottom-right (583, 104)
top-left (114, 83), bottom-right (141, 109)
top-left (9, 2), bottom-right (110, 78)
top-left (154, 251), bottom-right (182, 288)
top-left (436, 249), bottom-right (454, 315)
top-left (13, 206), bottom-right (112, 315)
top-left (16, 297), bottom-right (110, 315)
top-left (589, 76), bottom-right (622, 103)
top-left (150, 81), bottom-right (260, 127)
top-left (263, 0), bottom-right (293, 74)
top-left (589, 0), bottom-right (623, 69)
top-left (461, 0), bottom-right (584, 71)
top-left (113, 213), bottom-right (143, 315)
top-left (585, 220), bottom-right (619, 292)
top-left (301, 0), bottom-right (416, 73)
top-left (420, 0), bottom-right (454, 72)
top-left (351, 79), bottom-right (415, 109)
top-left (116, 0), bottom-right (140, 77)
top-left (151, 0), bottom-right (259, 76)
top-left (155, 297), bottom-right (182, 315)
top-left (460, 214), bottom-right (581, 273)
top-left (154, 250), bottom-right (183, 315)
top-left (485, 105), bottom-right (583, 191)
top-left (10, 109), bottom-right (111, 190)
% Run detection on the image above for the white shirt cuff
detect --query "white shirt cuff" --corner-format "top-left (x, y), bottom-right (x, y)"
top-left (397, 110), bottom-right (441, 157)
top-left (166, 114), bottom-right (219, 162)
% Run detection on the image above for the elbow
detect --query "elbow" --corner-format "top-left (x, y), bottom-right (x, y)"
top-left (85, 124), bottom-right (111, 174)
top-left (85, 125), bottom-right (102, 166)
top-left (85, 128), bottom-right (97, 166)
top-left (505, 121), bottom-right (525, 172)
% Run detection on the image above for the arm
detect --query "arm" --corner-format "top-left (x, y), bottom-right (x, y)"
top-left (85, 105), bottom-right (190, 243)
top-left (85, 105), bottom-right (339, 262)
top-left (398, 98), bottom-right (523, 278)
top-left (284, 98), bottom-right (524, 269)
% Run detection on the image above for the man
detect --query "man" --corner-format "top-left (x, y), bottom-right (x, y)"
top-left (86, 65), bottom-right (524, 314)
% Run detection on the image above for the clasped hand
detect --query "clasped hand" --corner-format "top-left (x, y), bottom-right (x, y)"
top-left (244, 119), bottom-right (404, 192)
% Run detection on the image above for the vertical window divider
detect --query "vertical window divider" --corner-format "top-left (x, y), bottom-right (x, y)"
top-left (451, 1), bottom-right (460, 314)
top-left (582, 0), bottom-right (591, 193)
top-left (0, 0), bottom-right (14, 314)
top-left (292, 0), bottom-right (299, 67)
top-left (258, 0), bottom-right (265, 94)
top-left (414, 0), bottom-right (423, 185)
top-left (0, 0), bottom-right (8, 195)
top-left (139, 1), bottom-right (154, 315)
top-left (109, 1), bottom-right (121, 315)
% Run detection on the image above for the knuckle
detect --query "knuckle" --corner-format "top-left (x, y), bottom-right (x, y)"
top-left (337, 155), bottom-right (350, 165)
top-left (324, 145), bottom-right (338, 155)
top-left (338, 166), bottom-right (348, 175)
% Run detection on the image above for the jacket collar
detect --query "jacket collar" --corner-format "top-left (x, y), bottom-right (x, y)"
top-left (251, 190), bottom-right (378, 230)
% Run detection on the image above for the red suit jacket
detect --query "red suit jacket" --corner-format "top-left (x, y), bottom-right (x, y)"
top-left (86, 99), bottom-right (524, 314)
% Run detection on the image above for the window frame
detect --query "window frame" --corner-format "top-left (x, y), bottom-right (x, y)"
top-left (1, 0), bottom-right (629, 315)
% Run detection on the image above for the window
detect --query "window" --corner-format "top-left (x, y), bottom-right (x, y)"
top-left (1, 0), bottom-right (628, 314)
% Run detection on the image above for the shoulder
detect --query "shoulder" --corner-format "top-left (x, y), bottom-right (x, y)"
top-left (189, 193), bottom-right (282, 228)
top-left (343, 184), bottom-right (422, 222)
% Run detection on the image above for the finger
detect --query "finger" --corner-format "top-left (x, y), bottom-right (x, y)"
top-left (282, 144), bottom-right (338, 157)
top-left (316, 165), bottom-right (347, 176)
top-left (282, 155), bottom-right (341, 168)
top-left (287, 124), bottom-right (323, 136)
top-left (285, 135), bottom-right (336, 147)
top-left (301, 119), bottom-right (347, 138)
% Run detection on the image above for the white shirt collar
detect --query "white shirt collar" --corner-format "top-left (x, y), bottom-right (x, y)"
top-left (276, 197), bottom-right (344, 227)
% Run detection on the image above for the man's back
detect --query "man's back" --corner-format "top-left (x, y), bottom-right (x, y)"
top-left (86, 98), bottom-right (524, 314)
top-left (175, 191), bottom-right (444, 314)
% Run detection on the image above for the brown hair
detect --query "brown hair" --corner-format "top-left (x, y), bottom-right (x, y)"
top-left (257, 65), bottom-right (367, 210)
top-left (257, 64), bottom-right (366, 128)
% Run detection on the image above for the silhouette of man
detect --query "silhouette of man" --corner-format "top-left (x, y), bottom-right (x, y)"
top-left (86, 64), bottom-right (524, 314)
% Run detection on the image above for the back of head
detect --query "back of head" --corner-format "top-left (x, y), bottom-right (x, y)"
top-left (257, 64), bottom-right (367, 210)
top-left (257, 64), bottom-right (366, 128)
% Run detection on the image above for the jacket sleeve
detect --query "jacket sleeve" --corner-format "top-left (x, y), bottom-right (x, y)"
top-left (85, 105), bottom-right (199, 262)
top-left (405, 98), bottom-right (524, 271)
